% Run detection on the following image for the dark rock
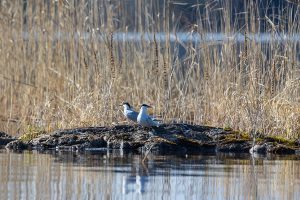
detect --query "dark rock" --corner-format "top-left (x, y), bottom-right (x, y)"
top-left (124, 141), bottom-right (144, 149)
top-left (89, 137), bottom-right (106, 148)
top-left (175, 135), bottom-right (216, 153)
top-left (217, 140), bottom-right (252, 153)
top-left (58, 135), bottom-right (82, 146)
top-left (44, 137), bottom-right (59, 147)
top-left (142, 136), bottom-right (186, 154)
top-left (0, 131), bottom-right (16, 146)
top-left (5, 140), bottom-right (28, 150)
top-left (184, 130), bottom-right (211, 141)
top-left (30, 134), bottom-right (56, 149)
top-left (205, 128), bottom-right (229, 140)
top-left (251, 142), bottom-right (297, 155)
top-left (274, 145), bottom-right (295, 154)
top-left (52, 127), bottom-right (110, 137)
top-left (266, 143), bottom-right (296, 154)
top-left (112, 125), bottom-right (136, 132)
top-left (0, 131), bottom-right (14, 138)
top-left (0, 138), bottom-right (16, 146)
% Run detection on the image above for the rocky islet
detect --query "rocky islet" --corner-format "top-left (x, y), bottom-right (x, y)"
top-left (2, 124), bottom-right (299, 155)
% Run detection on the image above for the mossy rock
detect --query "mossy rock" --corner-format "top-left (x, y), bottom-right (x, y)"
top-left (218, 132), bottom-right (251, 144)
top-left (264, 136), bottom-right (296, 146)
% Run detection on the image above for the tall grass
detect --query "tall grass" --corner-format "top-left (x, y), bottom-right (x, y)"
top-left (0, 0), bottom-right (299, 139)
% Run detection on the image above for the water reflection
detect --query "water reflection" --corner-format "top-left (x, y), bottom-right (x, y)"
top-left (0, 150), bottom-right (299, 200)
top-left (122, 174), bottom-right (148, 194)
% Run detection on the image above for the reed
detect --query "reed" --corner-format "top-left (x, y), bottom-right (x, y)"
top-left (0, 0), bottom-right (299, 139)
top-left (109, 32), bottom-right (116, 81)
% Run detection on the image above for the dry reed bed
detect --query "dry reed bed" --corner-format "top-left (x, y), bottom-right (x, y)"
top-left (0, 1), bottom-right (299, 139)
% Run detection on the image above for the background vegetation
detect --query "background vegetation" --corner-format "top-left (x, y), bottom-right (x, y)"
top-left (0, 0), bottom-right (299, 139)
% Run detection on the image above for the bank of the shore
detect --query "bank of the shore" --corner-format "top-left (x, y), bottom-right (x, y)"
top-left (1, 124), bottom-right (299, 155)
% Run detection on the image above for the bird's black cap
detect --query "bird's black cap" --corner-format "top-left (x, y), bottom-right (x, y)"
top-left (141, 104), bottom-right (151, 108)
top-left (121, 102), bottom-right (131, 108)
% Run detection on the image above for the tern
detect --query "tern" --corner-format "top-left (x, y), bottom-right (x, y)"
top-left (137, 104), bottom-right (159, 127)
top-left (120, 102), bottom-right (139, 122)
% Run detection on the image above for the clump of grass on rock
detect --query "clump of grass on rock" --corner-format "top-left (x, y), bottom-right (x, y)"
top-left (19, 126), bottom-right (46, 142)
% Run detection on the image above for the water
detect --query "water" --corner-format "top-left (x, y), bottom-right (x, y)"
top-left (0, 150), bottom-right (299, 200)
top-left (21, 31), bottom-right (300, 43)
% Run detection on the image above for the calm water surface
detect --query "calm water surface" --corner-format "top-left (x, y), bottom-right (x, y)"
top-left (0, 150), bottom-right (299, 200)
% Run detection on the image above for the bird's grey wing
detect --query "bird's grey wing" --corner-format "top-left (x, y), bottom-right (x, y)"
top-left (126, 110), bottom-right (138, 122)
top-left (146, 116), bottom-right (158, 126)
top-left (149, 115), bottom-right (162, 123)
